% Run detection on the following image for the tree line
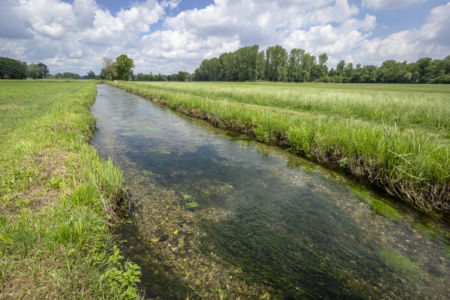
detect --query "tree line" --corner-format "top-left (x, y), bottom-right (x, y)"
top-left (3, 48), bottom-right (449, 83)
top-left (134, 71), bottom-right (191, 82)
top-left (0, 57), bottom-right (49, 79)
top-left (0, 56), bottom-right (91, 79)
top-left (192, 45), bottom-right (450, 83)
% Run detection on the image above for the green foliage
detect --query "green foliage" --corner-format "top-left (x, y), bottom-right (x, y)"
top-left (115, 54), bottom-right (134, 81)
top-left (26, 62), bottom-right (48, 79)
top-left (87, 70), bottom-right (96, 79)
top-left (55, 72), bottom-right (81, 79)
top-left (98, 246), bottom-right (141, 299)
top-left (192, 45), bottom-right (450, 83)
top-left (100, 58), bottom-right (118, 80)
top-left (0, 57), bottom-right (27, 79)
top-left (265, 45), bottom-right (288, 81)
top-left (194, 45), bottom-right (260, 81)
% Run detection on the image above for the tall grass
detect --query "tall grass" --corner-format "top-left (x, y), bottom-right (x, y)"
top-left (111, 81), bottom-right (449, 215)
top-left (125, 81), bottom-right (450, 135)
top-left (0, 81), bottom-right (140, 299)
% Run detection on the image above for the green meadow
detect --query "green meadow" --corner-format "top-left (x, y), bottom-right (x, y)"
top-left (111, 81), bottom-right (449, 215)
top-left (0, 79), bottom-right (448, 298)
top-left (0, 81), bottom-right (140, 299)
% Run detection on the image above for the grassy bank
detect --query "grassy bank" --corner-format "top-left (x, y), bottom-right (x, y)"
top-left (0, 81), bottom-right (140, 298)
top-left (110, 81), bottom-right (449, 216)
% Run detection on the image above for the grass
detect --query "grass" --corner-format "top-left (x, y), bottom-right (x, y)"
top-left (0, 81), bottom-right (140, 299)
top-left (110, 81), bottom-right (449, 216)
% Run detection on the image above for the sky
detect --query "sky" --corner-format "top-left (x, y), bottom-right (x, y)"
top-left (0, 0), bottom-right (449, 75)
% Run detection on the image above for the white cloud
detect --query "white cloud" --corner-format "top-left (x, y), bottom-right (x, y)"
top-left (0, 0), bottom-right (448, 75)
top-left (161, 0), bottom-right (182, 9)
top-left (282, 14), bottom-right (376, 65)
top-left (0, 0), bottom-right (165, 73)
top-left (353, 2), bottom-right (450, 65)
top-left (362, 0), bottom-right (427, 10)
top-left (154, 0), bottom-right (370, 71)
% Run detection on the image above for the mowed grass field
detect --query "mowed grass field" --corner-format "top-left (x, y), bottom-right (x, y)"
top-left (0, 81), bottom-right (140, 299)
top-left (111, 81), bottom-right (450, 215)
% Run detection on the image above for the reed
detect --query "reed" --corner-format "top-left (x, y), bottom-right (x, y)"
top-left (111, 81), bottom-right (449, 216)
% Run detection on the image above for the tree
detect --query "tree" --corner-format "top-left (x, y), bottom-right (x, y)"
top-left (100, 58), bottom-right (117, 80)
top-left (234, 45), bottom-right (259, 81)
top-left (318, 53), bottom-right (328, 79)
top-left (415, 57), bottom-right (432, 83)
top-left (0, 57), bottom-right (27, 79)
top-left (115, 54), bottom-right (134, 80)
top-left (265, 45), bottom-right (288, 81)
top-left (37, 63), bottom-right (49, 78)
top-left (300, 53), bottom-right (315, 81)
top-left (287, 48), bottom-right (305, 82)
top-left (256, 51), bottom-right (265, 80)
top-left (336, 60), bottom-right (346, 77)
top-left (177, 71), bottom-right (189, 81)
top-left (189, 44), bottom-right (450, 84)
top-left (218, 52), bottom-right (233, 81)
top-left (87, 70), bottom-right (96, 79)
top-left (55, 72), bottom-right (80, 79)
top-left (27, 64), bottom-right (41, 79)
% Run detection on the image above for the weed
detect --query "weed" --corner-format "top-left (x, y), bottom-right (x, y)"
top-left (111, 81), bottom-right (450, 215)
top-left (0, 81), bottom-right (140, 299)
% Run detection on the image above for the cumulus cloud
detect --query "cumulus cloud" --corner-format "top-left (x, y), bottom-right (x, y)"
top-left (0, 0), bottom-right (165, 73)
top-left (0, 0), bottom-right (448, 75)
top-left (153, 0), bottom-right (370, 70)
top-left (362, 0), bottom-right (427, 10)
top-left (353, 2), bottom-right (450, 64)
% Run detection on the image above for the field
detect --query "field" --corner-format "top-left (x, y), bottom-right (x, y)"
top-left (111, 81), bottom-right (450, 215)
top-left (0, 81), bottom-right (140, 298)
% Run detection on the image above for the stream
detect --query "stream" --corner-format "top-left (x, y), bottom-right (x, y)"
top-left (91, 84), bottom-right (449, 299)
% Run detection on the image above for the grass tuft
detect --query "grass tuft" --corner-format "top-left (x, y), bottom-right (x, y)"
top-left (110, 81), bottom-right (449, 216)
top-left (0, 81), bottom-right (141, 299)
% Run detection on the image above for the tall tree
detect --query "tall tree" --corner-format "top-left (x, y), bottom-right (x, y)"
top-left (318, 53), bottom-right (328, 79)
top-left (300, 53), bottom-right (315, 82)
top-left (37, 63), bottom-right (49, 78)
top-left (415, 57), bottom-right (432, 83)
top-left (234, 45), bottom-right (259, 81)
top-left (27, 64), bottom-right (41, 79)
top-left (0, 57), bottom-right (27, 79)
top-left (87, 70), bottom-right (96, 79)
top-left (115, 54), bottom-right (134, 80)
top-left (265, 45), bottom-right (288, 81)
top-left (100, 58), bottom-right (117, 80)
top-left (287, 48), bottom-right (305, 82)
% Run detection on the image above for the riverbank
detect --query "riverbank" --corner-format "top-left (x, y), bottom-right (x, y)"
top-left (109, 81), bottom-right (449, 217)
top-left (92, 84), bottom-right (449, 299)
top-left (0, 81), bottom-right (140, 298)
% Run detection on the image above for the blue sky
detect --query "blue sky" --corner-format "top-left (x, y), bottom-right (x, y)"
top-left (1, 0), bottom-right (449, 75)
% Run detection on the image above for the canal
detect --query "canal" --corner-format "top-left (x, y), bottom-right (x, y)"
top-left (91, 84), bottom-right (449, 299)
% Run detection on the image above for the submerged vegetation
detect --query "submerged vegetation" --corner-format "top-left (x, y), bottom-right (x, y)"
top-left (110, 81), bottom-right (449, 216)
top-left (93, 84), bottom-right (449, 299)
top-left (0, 81), bottom-right (140, 298)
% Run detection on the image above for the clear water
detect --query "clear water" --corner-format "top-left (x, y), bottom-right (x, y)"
top-left (91, 84), bottom-right (449, 299)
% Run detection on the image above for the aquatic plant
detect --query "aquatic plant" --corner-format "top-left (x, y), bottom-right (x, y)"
top-left (110, 81), bottom-right (450, 216)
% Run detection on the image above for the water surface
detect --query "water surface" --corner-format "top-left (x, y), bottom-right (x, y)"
top-left (92, 84), bottom-right (449, 299)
